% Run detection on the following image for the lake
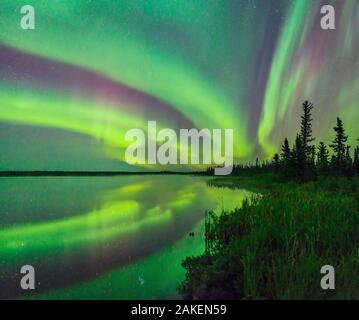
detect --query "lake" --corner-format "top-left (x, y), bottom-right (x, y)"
top-left (0, 175), bottom-right (251, 299)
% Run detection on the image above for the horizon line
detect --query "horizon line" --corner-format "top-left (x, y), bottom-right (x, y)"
top-left (0, 170), bottom-right (209, 177)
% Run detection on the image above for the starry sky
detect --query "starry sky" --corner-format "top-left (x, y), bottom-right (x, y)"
top-left (0, 0), bottom-right (358, 171)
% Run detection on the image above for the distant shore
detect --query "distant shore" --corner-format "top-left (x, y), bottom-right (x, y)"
top-left (0, 171), bottom-right (208, 177)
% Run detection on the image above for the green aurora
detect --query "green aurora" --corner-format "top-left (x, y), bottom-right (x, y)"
top-left (0, 0), bottom-right (358, 170)
top-left (0, 0), bottom-right (358, 300)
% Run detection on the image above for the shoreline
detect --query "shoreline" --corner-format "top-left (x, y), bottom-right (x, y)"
top-left (0, 171), bottom-right (210, 177)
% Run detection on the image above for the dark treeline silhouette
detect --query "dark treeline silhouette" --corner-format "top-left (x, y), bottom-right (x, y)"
top-left (207, 100), bottom-right (359, 181)
top-left (276, 102), bottom-right (359, 181)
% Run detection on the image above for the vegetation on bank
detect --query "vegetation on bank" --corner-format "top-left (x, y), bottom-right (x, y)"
top-left (180, 101), bottom-right (359, 299)
top-left (180, 177), bottom-right (359, 299)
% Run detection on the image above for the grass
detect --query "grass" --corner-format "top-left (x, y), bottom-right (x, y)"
top-left (206, 172), bottom-right (283, 193)
top-left (179, 175), bottom-right (359, 299)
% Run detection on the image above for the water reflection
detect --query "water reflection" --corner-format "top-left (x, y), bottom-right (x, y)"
top-left (0, 175), bottom-right (251, 299)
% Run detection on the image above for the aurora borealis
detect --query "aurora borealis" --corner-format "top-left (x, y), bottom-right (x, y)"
top-left (0, 0), bottom-right (358, 170)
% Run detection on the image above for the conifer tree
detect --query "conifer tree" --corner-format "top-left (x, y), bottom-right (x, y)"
top-left (280, 138), bottom-right (291, 177)
top-left (299, 101), bottom-right (316, 180)
top-left (291, 134), bottom-right (306, 181)
top-left (280, 138), bottom-right (291, 163)
top-left (300, 101), bottom-right (315, 154)
top-left (308, 145), bottom-right (316, 165)
top-left (330, 117), bottom-right (348, 172)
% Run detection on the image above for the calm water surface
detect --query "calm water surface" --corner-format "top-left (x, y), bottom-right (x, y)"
top-left (0, 175), bottom-right (251, 299)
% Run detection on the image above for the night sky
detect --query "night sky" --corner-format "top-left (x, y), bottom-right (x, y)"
top-left (0, 0), bottom-right (358, 170)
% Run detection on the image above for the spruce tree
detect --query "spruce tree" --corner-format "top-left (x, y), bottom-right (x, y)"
top-left (330, 117), bottom-right (348, 172)
top-left (300, 101), bottom-right (316, 179)
top-left (291, 134), bottom-right (306, 181)
top-left (280, 138), bottom-right (291, 177)
top-left (308, 145), bottom-right (316, 165)
top-left (280, 138), bottom-right (291, 163)
top-left (300, 101), bottom-right (315, 154)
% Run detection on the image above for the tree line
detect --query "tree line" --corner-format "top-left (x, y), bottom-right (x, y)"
top-left (207, 100), bottom-right (359, 181)
top-left (274, 101), bottom-right (359, 181)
